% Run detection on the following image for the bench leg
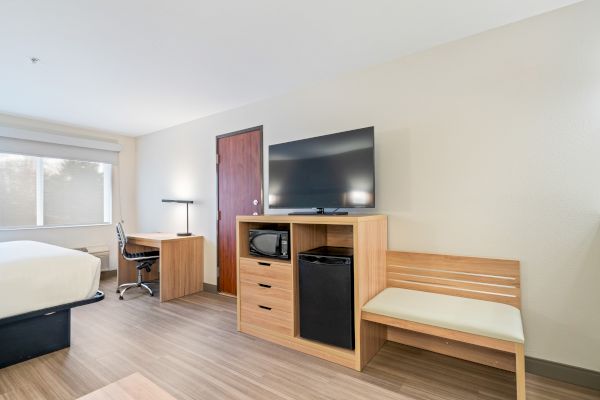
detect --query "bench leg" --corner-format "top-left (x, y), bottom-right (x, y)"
top-left (515, 343), bottom-right (526, 400)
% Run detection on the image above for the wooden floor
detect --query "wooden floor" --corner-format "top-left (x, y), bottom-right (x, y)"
top-left (77, 373), bottom-right (176, 400)
top-left (0, 276), bottom-right (598, 400)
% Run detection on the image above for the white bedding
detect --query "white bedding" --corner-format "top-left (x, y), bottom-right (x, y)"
top-left (0, 240), bottom-right (101, 319)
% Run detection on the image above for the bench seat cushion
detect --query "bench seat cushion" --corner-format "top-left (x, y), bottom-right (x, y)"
top-left (362, 288), bottom-right (524, 343)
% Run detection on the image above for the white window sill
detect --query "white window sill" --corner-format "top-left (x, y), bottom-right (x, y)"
top-left (0, 223), bottom-right (112, 232)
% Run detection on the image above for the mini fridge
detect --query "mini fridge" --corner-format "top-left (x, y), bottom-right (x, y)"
top-left (298, 246), bottom-right (354, 349)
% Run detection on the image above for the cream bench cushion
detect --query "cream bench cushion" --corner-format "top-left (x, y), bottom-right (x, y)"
top-left (362, 287), bottom-right (524, 343)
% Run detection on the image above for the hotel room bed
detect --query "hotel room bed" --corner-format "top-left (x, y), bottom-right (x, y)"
top-left (0, 241), bottom-right (104, 368)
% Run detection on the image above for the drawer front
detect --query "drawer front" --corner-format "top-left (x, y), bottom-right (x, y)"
top-left (240, 280), bottom-right (292, 311)
top-left (241, 301), bottom-right (293, 336)
top-left (239, 257), bottom-right (292, 290)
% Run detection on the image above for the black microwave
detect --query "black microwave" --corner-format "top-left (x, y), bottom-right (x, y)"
top-left (249, 229), bottom-right (289, 259)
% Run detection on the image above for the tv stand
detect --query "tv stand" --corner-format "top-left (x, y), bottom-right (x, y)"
top-left (236, 214), bottom-right (388, 370)
top-left (289, 208), bottom-right (348, 216)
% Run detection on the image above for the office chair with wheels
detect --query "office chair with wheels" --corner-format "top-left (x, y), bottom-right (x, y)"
top-left (115, 222), bottom-right (160, 300)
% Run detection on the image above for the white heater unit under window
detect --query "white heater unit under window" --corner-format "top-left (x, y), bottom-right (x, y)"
top-left (74, 245), bottom-right (110, 270)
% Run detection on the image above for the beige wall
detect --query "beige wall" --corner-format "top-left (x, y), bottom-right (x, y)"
top-left (136, 1), bottom-right (600, 371)
top-left (0, 114), bottom-right (137, 269)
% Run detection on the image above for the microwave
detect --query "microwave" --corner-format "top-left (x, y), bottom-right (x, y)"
top-left (249, 229), bottom-right (289, 259)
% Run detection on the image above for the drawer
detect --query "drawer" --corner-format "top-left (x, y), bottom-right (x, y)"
top-left (241, 301), bottom-right (293, 336)
top-left (239, 257), bottom-right (292, 290)
top-left (240, 280), bottom-right (292, 311)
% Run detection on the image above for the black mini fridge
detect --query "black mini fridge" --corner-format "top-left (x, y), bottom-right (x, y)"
top-left (298, 246), bottom-right (354, 349)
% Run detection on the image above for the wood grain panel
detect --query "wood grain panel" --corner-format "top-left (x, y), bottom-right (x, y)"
top-left (291, 224), bottom-right (327, 255)
top-left (160, 236), bottom-right (204, 302)
top-left (387, 326), bottom-right (516, 372)
top-left (386, 251), bottom-right (521, 308)
top-left (387, 251), bottom-right (520, 279)
top-left (238, 214), bottom-right (385, 224)
top-left (387, 272), bottom-right (519, 295)
top-left (387, 265), bottom-right (517, 286)
top-left (516, 343), bottom-right (527, 400)
top-left (356, 218), bottom-right (388, 370)
top-left (326, 224), bottom-right (354, 247)
top-left (239, 257), bottom-right (292, 289)
top-left (362, 311), bottom-right (516, 353)
top-left (240, 281), bottom-right (292, 311)
top-left (217, 128), bottom-right (263, 295)
top-left (240, 302), bottom-right (293, 336)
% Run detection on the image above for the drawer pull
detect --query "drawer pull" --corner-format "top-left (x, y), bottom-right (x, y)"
top-left (258, 283), bottom-right (272, 288)
top-left (258, 305), bottom-right (272, 311)
top-left (258, 261), bottom-right (271, 266)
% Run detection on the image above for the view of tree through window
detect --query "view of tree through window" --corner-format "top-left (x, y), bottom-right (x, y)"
top-left (0, 153), bottom-right (111, 228)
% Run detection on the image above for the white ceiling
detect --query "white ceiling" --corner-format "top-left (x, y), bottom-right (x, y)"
top-left (0, 0), bottom-right (581, 136)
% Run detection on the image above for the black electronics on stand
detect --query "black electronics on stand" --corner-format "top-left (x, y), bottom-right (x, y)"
top-left (298, 246), bottom-right (354, 349)
top-left (248, 229), bottom-right (289, 259)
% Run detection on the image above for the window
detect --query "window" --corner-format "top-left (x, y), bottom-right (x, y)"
top-left (0, 154), bottom-right (37, 227)
top-left (0, 153), bottom-right (111, 228)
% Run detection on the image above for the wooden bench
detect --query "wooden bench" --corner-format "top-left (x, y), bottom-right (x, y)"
top-left (362, 251), bottom-right (526, 399)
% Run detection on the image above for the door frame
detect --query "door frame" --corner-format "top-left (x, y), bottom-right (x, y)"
top-left (216, 125), bottom-right (264, 294)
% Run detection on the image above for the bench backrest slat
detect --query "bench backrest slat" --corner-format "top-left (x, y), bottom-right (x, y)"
top-left (386, 252), bottom-right (521, 309)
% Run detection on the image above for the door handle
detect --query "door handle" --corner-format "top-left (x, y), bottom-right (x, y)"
top-left (258, 305), bottom-right (272, 311)
top-left (258, 283), bottom-right (272, 288)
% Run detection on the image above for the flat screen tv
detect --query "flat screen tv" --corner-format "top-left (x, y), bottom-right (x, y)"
top-left (268, 127), bottom-right (375, 214)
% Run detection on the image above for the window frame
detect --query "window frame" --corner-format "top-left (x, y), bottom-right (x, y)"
top-left (0, 153), bottom-right (112, 230)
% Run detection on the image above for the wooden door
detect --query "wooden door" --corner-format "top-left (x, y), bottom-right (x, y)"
top-left (217, 127), bottom-right (263, 295)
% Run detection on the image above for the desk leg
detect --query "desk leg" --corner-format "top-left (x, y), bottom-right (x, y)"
top-left (159, 238), bottom-right (203, 302)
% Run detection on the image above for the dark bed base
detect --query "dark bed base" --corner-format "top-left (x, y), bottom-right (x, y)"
top-left (0, 291), bottom-right (104, 369)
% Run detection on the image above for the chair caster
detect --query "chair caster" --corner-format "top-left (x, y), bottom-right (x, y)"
top-left (116, 289), bottom-right (120, 293)
top-left (119, 295), bottom-right (124, 300)
top-left (150, 293), bottom-right (154, 297)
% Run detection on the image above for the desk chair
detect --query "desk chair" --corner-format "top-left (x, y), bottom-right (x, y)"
top-left (116, 222), bottom-right (160, 300)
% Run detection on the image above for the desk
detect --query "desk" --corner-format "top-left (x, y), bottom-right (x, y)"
top-left (117, 233), bottom-right (204, 302)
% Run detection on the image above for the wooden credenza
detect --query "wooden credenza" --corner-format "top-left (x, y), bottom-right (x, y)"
top-left (236, 214), bottom-right (387, 370)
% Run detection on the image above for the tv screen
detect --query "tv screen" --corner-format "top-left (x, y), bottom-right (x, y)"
top-left (269, 127), bottom-right (375, 209)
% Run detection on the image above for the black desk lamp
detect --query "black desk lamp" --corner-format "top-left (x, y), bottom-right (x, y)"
top-left (162, 199), bottom-right (194, 236)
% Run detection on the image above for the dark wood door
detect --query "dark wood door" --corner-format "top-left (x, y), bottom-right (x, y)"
top-left (217, 127), bottom-right (263, 295)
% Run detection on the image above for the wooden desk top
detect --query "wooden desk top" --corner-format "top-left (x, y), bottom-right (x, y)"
top-left (128, 232), bottom-right (203, 241)
top-left (126, 233), bottom-right (203, 248)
